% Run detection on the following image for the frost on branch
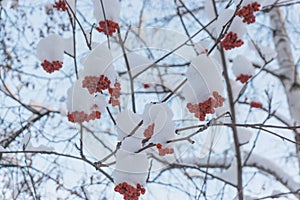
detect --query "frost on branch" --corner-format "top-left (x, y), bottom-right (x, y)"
top-left (37, 34), bottom-right (73, 73)
top-left (67, 80), bottom-right (107, 123)
top-left (81, 44), bottom-right (120, 106)
top-left (92, 0), bottom-right (120, 36)
top-left (113, 150), bottom-right (148, 200)
top-left (22, 133), bottom-right (54, 152)
top-left (232, 55), bottom-right (254, 84)
top-left (183, 55), bottom-right (225, 121)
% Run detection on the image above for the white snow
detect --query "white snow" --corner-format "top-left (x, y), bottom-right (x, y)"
top-left (113, 150), bottom-right (149, 186)
top-left (143, 103), bottom-right (175, 144)
top-left (183, 54), bottom-right (224, 104)
top-left (125, 52), bottom-right (153, 78)
top-left (37, 34), bottom-right (65, 62)
top-left (116, 110), bottom-right (144, 141)
top-left (244, 151), bottom-right (300, 192)
top-left (81, 44), bottom-right (117, 83)
top-left (66, 79), bottom-right (107, 113)
top-left (232, 55), bottom-right (255, 77)
top-left (236, 127), bottom-right (253, 144)
top-left (22, 133), bottom-right (31, 149)
top-left (92, 0), bottom-right (120, 22)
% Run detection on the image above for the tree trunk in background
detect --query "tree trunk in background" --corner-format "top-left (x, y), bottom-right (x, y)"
top-left (269, 7), bottom-right (300, 171)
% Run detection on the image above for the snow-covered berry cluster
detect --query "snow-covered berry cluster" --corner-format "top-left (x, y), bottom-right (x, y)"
top-left (220, 32), bottom-right (244, 50)
top-left (114, 182), bottom-right (146, 200)
top-left (237, 2), bottom-right (261, 24)
top-left (143, 123), bottom-right (154, 139)
top-left (53, 0), bottom-right (67, 11)
top-left (109, 82), bottom-right (121, 106)
top-left (41, 60), bottom-right (63, 73)
top-left (236, 74), bottom-right (252, 84)
top-left (82, 74), bottom-right (111, 94)
top-left (96, 20), bottom-right (119, 36)
top-left (187, 91), bottom-right (225, 121)
top-left (67, 110), bottom-right (101, 123)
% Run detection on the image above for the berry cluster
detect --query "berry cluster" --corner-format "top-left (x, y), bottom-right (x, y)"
top-left (96, 20), bottom-right (119, 36)
top-left (82, 75), bottom-right (111, 94)
top-left (250, 101), bottom-right (263, 108)
top-left (53, 0), bottom-right (68, 11)
top-left (41, 60), bottom-right (63, 73)
top-left (114, 182), bottom-right (146, 200)
top-left (237, 2), bottom-right (261, 24)
top-left (143, 123), bottom-right (154, 139)
top-left (187, 91), bottom-right (225, 121)
top-left (236, 74), bottom-right (252, 84)
top-left (156, 143), bottom-right (174, 156)
top-left (109, 82), bottom-right (121, 106)
top-left (220, 32), bottom-right (244, 50)
top-left (67, 110), bottom-right (101, 123)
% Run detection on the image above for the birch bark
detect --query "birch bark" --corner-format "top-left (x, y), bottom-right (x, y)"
top-left (269, 7), bottom-right (300, 170)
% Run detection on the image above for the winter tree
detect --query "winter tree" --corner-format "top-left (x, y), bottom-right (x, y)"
top-left (0, 0), bottom-right (300, 199)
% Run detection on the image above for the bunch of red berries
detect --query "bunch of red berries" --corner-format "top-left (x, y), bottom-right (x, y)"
top-left (114, 182), bottom-right (146, 200)
top-left (96, 20), bottom-right (119, 36)
top-left (143, 123), bottom-right (154, 139)
top-left (53, 0), bottom-right (68, 11)
top-left (41, 60), bottom-right (63, 73)
top-left (82, 74), bottom-right (111, 94)
top-left (236, 74), bottom-right (252, 83)
top-left (67, 110), bottom-right (101, 123)
top-left (220, 32), bottom-right (244, 50)
top-left (156, 143), bottom-right (174, 156)
top-left (108, 82), bottom-right (121, 106)
top-left (237, 2), bottom-right (261, 24)
top-left (187, 91), bottom-right (225, 121)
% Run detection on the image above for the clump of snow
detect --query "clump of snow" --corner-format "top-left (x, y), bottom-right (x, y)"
top-left (237, 127), bottom-right (253, 144)
top-left (183, 54), bottom-right (224, 104)
top-left (22, 133), bottom-right (54, 152)
top-left (81, 44), bottom-right (118, 83)
top-left (232, 55), bottom-right (255, 77)
top-left (125, 52), bottom-right (153, 78)
top-left (208, 9), bottom-right (247, 39)
top-left (37, 34), bottom-right (65, 62)
top-left (116, 103), bottom-right (176, 147)
top-left (113, 150), bottom-right (149, 186)
top-left (92, 0), bottom-right (120, 22)
top-left (67, 79), bottom-right (107, 113)
top-left (142, 103), bottom-right (175, 144)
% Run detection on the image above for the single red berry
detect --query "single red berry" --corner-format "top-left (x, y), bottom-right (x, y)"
top-left (250, 101), bottom-right (263, 108)
top-left (236, 74), bottom-right (252, 83)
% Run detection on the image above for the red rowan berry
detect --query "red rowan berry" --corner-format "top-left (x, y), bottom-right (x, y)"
top-left (96, 20), bottom-right (119, 36)
top-left (236, 74), bottom-right (252, 83)
top-left (53, 0), bottom-right (68, 11)
top-left (220, 32), bottom-right (244, 50)
top-left (41, 60), bottom-right (63, 73)
top-left (250, 101), bottom-right (263, 108)
top-left (237, 2), bottom-right (261, 24)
